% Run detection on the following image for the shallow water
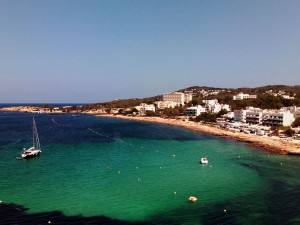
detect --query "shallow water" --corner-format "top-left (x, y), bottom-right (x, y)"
top-left (0, 112), bottom-right (299, 224)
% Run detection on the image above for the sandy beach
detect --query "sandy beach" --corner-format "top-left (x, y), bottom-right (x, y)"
top-left (99, 114), bottom-right (300, 155)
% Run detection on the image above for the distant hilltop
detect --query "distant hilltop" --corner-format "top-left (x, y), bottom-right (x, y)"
top-left (0, 84), bottom-right (299, 112)
top-left (177, 85), bottom-right (300, 99)
top-left (96, 84), bottom-right (300, 109)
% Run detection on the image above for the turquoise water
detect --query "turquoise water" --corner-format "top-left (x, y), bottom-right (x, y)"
top-left (0, 112), bottom-right (299, 224)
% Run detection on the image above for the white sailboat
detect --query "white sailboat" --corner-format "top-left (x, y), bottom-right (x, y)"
top-left (20, 117), bottom-right (41, 159)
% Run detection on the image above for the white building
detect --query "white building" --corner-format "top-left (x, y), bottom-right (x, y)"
top-left (246, 109), bottom-right (263, 125)
top-left (154, 101), bottom-right (179, 109)
top-left (281, 95), bottom-right (295, 99)
top-left (202, 99), bottom-right (218, 106)
top-left (233, 93), bottom-right (257, 100)
top-left (185, 105), bottom-right (206, 117)
top-left (222, 111), bottom-right (234, 119)
top-left (242, 107), bottom-right (296, 127)
top-left (234, 109), bottom-right (249, 122)
top-left (262, 110), bottom-right (295, 127)
top-left (220, 104), bottom-right (231, 112)
top-left (280, 106), bottom-right (299, 117)
top-left (202, 99), bottom-right (231, 113)
top-left (162, 92), bottom-right (192, 105)
top-left (138, 103), bottom-right (156, 115)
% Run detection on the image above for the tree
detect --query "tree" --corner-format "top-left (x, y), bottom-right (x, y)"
top-left (292, 117), bottom-right (300, 128)
top-left (162, 107), bottom-right (180, 117)
top-left (194, 112), bottom-right (217, 123)
top-left (270, 126), bottom-right (279, 135)
top-left (284, 128), bottom-right (295, 137)
top-left (145, 110), bottom-right (156, 117)
top-left (216, 109), bottom-right (228, 117)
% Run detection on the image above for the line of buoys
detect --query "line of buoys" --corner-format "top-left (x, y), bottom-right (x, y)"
top-left (52, 117), bottom-right (180, 178)
top-left (85, 127), bottom-right (177, 160)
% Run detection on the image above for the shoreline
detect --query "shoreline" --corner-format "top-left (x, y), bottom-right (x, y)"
top-left (1, 106), bottom-right (299, 155)
top-left (98, 114), bottom-right (300, 155)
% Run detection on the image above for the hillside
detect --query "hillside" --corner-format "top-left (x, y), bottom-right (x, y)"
top-left (179, 85), bottom-right (300, 110)
top-left (84, 85), bottom-right (300, 109)
top-left (179, 85), bottom-right (300, 97)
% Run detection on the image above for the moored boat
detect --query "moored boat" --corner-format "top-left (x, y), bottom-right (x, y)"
top-left (200, 157), bottom-right (208, 164)
top-left (19, 117), bottom-right (41, 159)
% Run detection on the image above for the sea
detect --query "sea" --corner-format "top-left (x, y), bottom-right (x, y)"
top-left (0, 111), bottom-right (299, 225)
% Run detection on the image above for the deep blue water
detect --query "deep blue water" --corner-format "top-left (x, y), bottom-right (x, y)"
top-left (0, 103), bottom-right (85, 107)
top-left (0, 112), bottom-right (299, 225)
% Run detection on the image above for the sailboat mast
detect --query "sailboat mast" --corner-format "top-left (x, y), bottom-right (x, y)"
top-left (32, 117), bottom-right (41, 150)
top-left (33, 117), bottom-right (35, 147)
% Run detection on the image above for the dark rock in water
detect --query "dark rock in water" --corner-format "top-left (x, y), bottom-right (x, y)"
top-left (0, 203), bottom-right (151, 225)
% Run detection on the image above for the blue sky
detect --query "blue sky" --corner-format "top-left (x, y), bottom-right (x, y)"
top-left (0, 0), bottom-right (299, 103)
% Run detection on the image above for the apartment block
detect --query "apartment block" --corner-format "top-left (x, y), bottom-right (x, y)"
top-left (234, 109), bottom-right (249, 122)
top-left (162, 92), bottom-right (192, 105)
top-left (185, 105), bottom-right (206, 117)
top-left (154, 101), bottom-right (179, 109)
top-left (138, 103), bottom-right (155, 115)
top-left (246, 110), bottom-right (263, 125)
top-left (262, 111), bottom-right (295, 127)
top-left (233, 93), bottom-right (257, 100)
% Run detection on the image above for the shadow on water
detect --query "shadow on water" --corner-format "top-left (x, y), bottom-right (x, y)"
top-left (232, 160), bottom-right (300, 225)
top-left (1, 165), bottom-right (299, 225)
top-left (148, 158), bottom-right (300, 225)
top-left (0, 203), bottom-right (153, 225)
top-left (5, 178), bottom-right (298, 225)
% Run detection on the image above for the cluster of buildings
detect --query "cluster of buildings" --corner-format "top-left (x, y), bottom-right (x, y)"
top-left (183, 88), bottom-right (225, 97)
top-left (233, 106), bottom-right (299, 127)
top-left (265, 90), bottom-right (295, 99)
top-left (130, 91), bottom-right (299, 128)
top-left (185, 99), bottom-right (231, 117)
top-left (135, 92), bottom-right (193, 115)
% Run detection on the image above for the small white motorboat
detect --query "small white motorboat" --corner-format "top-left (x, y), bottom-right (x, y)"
top-left (200, 157), bottom-right (208, 164)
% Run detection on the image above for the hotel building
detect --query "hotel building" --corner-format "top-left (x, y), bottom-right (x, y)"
top-left (233, 93), bottom-right (257, 100)
top-left (162, 92), bottom-right (192, 105)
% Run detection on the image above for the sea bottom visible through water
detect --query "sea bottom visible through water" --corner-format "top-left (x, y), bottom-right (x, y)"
top-left (0, 112), bottom-right (299, 225)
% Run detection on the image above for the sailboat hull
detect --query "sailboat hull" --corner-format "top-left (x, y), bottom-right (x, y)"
top-left (21, 148), bottom-right (41, 159)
